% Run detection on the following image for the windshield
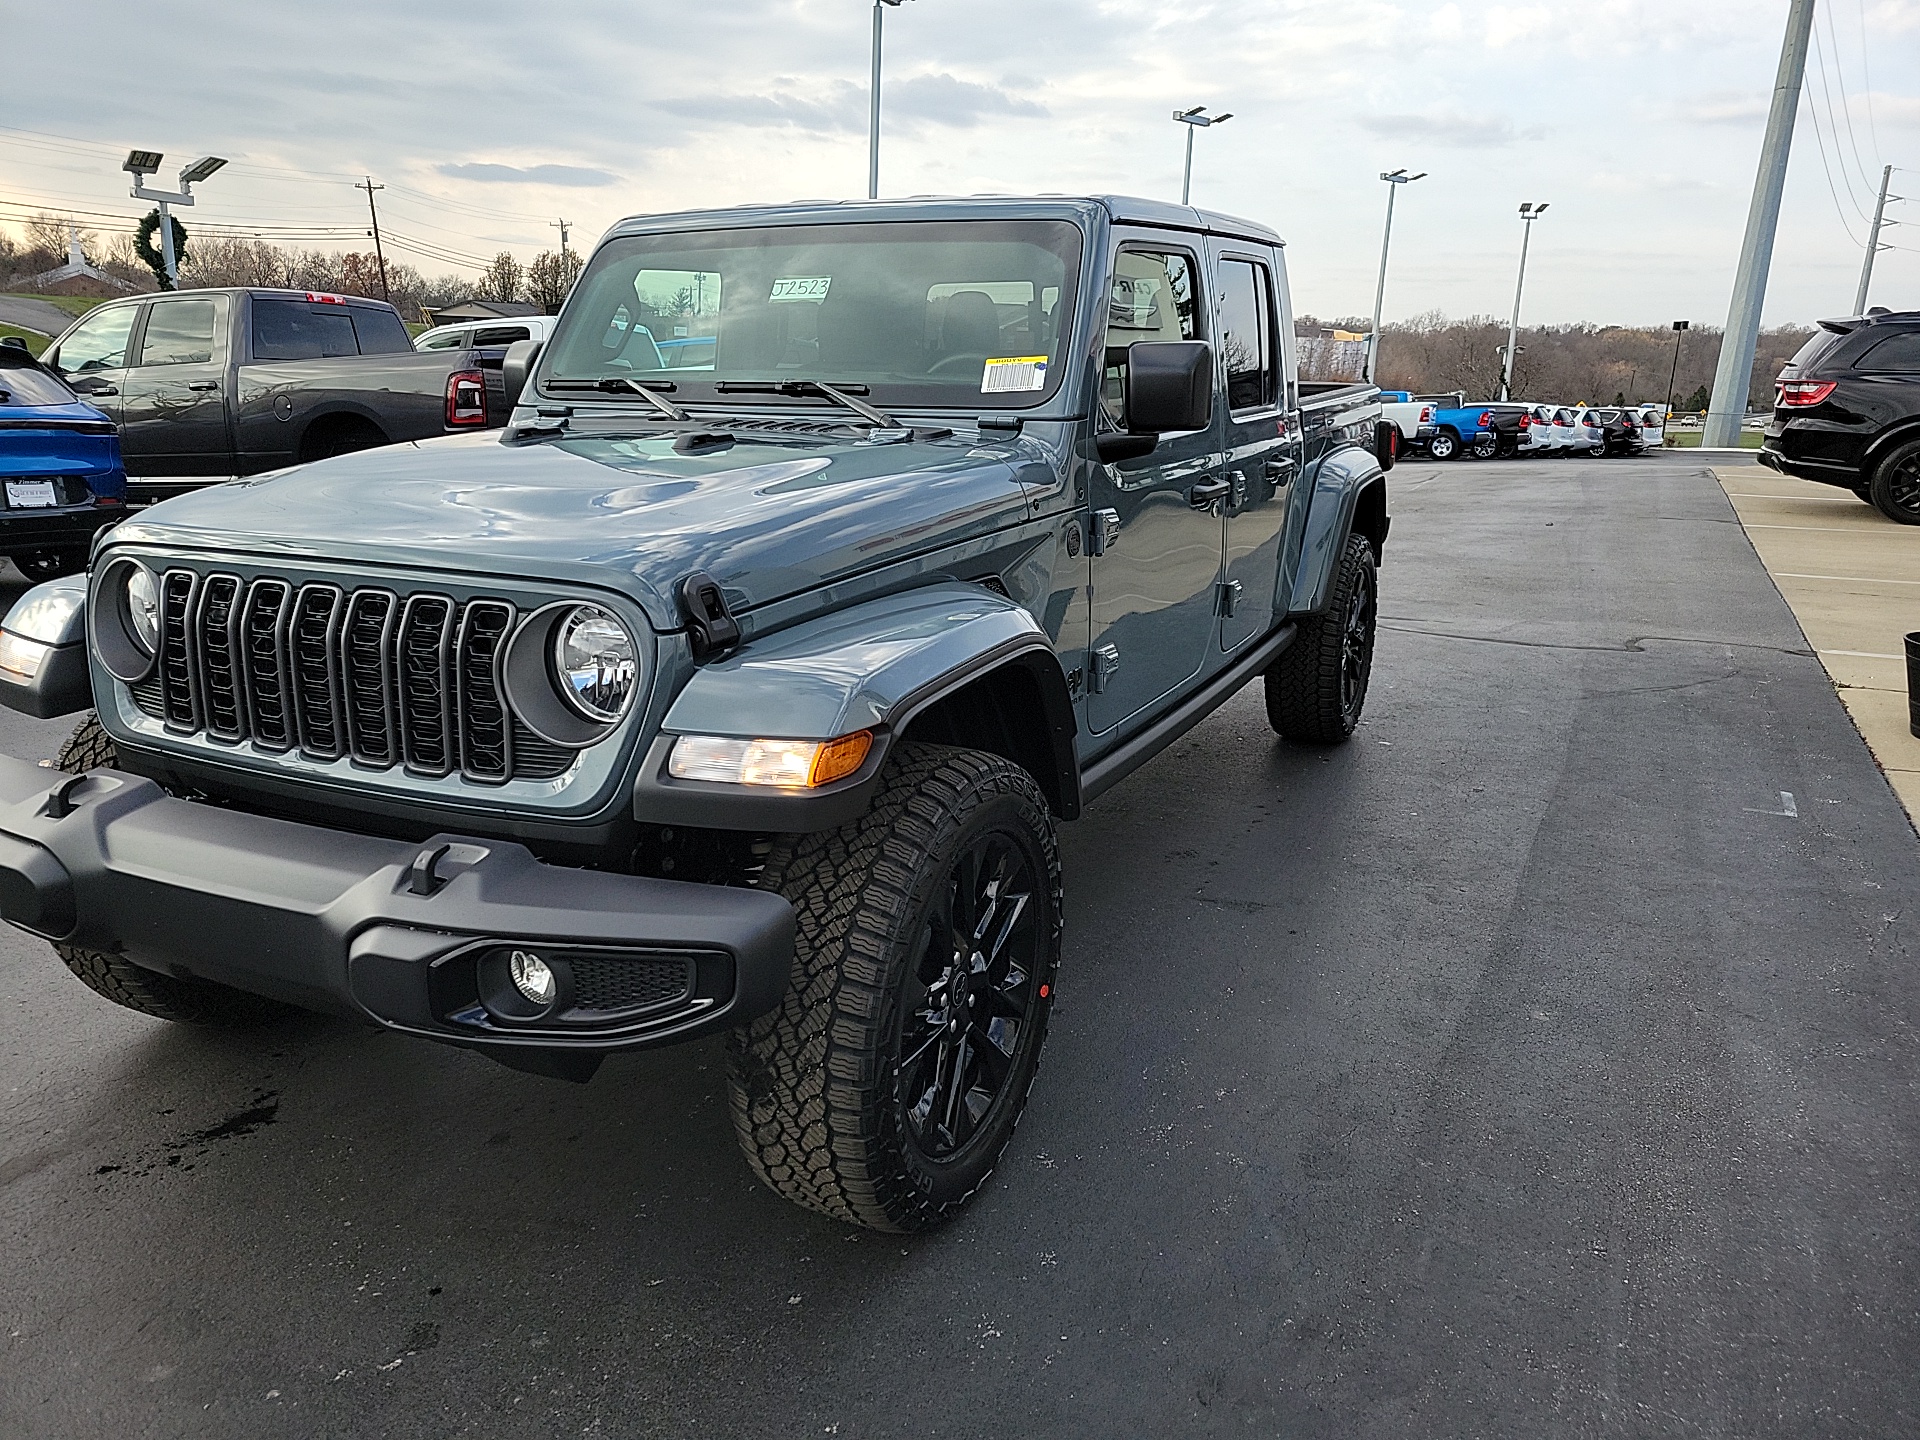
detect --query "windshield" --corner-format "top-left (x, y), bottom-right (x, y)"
top-left (541, 219), bottom-right (1083, 411)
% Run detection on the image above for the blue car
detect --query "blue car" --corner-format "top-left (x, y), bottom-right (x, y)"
top-left (0, 339), bottom-right (127, 580)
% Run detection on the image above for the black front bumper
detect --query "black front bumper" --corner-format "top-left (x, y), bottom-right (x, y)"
top-left (0, 503), bottom-right (123, 556)
top-left (0, 753), bottom-right (794, 1060)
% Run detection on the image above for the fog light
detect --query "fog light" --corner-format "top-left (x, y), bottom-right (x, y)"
top-left (509, 949), bottom-right (556, 1005)
top-left (667, 729), bottom-right (874, 788)
top-left (0, 630), bottom-right (50, 682)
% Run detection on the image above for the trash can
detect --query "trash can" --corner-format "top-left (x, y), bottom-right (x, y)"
top-left (1909, 632), bottom-right (1920, 738)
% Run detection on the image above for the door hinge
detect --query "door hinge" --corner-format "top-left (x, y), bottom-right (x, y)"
top-left (1089, 644), bottom-right (1120, 694)
top-left (1215, 579), bottom-right (1244, 617)
top-left (1089, 508), bottom-right (1121, 556)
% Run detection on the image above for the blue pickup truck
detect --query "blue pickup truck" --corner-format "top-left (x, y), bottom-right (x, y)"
top-left (0, 195), bottom-right (1390, 1231)
top-left (1423, 403), bottom-right (1499, 460)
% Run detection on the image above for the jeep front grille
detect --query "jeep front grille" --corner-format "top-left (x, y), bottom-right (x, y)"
top-left (131, 569), bottom-right (574, 784)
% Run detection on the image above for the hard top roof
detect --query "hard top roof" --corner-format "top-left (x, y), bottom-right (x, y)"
top-left (603, 194), bottom-right (1283, 248)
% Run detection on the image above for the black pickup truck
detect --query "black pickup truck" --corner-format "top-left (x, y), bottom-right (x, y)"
top-left (40, 289), bottom-right (501, 502)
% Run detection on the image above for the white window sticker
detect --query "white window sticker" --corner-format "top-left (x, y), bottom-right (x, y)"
top-left (769, 276), bottom-right (831, 304)
top-left (981, 356), bottom-right (1049, 393)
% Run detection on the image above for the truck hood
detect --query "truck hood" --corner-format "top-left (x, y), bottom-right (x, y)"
top-left (110, 425), bottom-right (1043, 630)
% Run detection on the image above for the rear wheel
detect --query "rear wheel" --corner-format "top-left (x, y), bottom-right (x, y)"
top-left (1868, 440), bottom-right (1920, 524)
top-left (1470, 433), bottom-right (1498, 460)
top-left (1427, 429), bottom-right (1459, 461)
top-left (727, 743), bottom-right (1061, 1231)
top-left (49, 715), bottom-right (296, 1027)
top-left (1265, 531), bottom-right (1378, 743)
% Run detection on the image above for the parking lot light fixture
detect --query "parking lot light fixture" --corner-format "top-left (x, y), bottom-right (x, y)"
top-left (1367, 169), bottom-right (1426, 384)
top-left (1666, 320), bottom-right (1691, 420)
top-left (1500, 202), bottom-right (1548, 402)
top-left (1174, 107), bottom-right (1233, 206)
top-left (125, 149), bottom-right (226, 289)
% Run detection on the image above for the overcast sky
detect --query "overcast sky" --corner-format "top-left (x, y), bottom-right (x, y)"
top-left (4, 0), bottom-right (1917, 327)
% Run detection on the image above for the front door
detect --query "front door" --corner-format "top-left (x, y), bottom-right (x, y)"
top-left (119, 294), bottom-right (234, 478)
top-left (45, 303), bottom-right (137, 428)
top-left (1086, 241), bottom-right (1224, 733)
top-left (1211, 245), bottom-right (1295, 651)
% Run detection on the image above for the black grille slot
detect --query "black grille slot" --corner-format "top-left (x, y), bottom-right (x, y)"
top-left (341, 590), bottom-right (399, 766)
top-left (291, 584), bottom-right (345, 759)
top-left (398, 595), bottom-right (455, 775)
top-left (241, 580), bottom-right (293, 749)
top-left (568, 955), bottom-right (694, 1014)
top-left (159, 570), bottom-right (199, 731)
top-left (117, 567), bottom-right (575, 786)
top-left (456, 600), bottom-right (514, 783)
top-left (195, 575), bottom-right (244, 740)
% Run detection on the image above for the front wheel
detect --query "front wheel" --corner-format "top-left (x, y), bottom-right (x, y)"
top-left (1265, 531), bottom-right (1378, 743)
top-left (1868, 441), bottom-right (1920, 524)
top-left (727, 743), bottom-right (1062, 1232)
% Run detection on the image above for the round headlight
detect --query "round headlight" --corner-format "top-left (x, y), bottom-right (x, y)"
top-left (551, 604), bottom-right (637, 723)
top-left (126, 564), bottom-right (159, 656)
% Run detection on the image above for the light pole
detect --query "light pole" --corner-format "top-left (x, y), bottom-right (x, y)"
top-left (1665, 320), bottom-right (1690, 418)
top-left (1173, 106), bottom-right (1233, 206)
top-left (125, 151), bottom-right (226, 290)
top-left (1366, 168), bottom-right (1426, 383)
top-left (868, 0), bottom-right (909, 200)
top-left (1499, 201), bottom-right (1547, 402)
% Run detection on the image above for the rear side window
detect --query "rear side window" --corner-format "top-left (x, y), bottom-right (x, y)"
top-left (252, 301), bottom-right (358, 359)
top-left (1788, 328), bottom-right (1846, 371)
top-left (1855, 330), bottom-right (1920, 373)
top-left (473, 325), bottom-right (532, 346)
top-left (0, 362), bottom-right (77, 406)
top-left (348, 307), bottom-right (412, 354)
top-left (1217, 258), bottom-right (1277, 411)
top-left (137, 298), bottom-right (218, 366)
top-left (418, 329), bottom-right (471, 351)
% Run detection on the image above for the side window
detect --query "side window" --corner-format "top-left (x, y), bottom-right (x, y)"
top-left (136, 299), bottom-right (217, 366)
top-left (348, 308), bottom-right (412, 355)
top-left (473, 326), bottom-right (531, 347)
top-left (1102, 248), bottom-right (1199, 424)
top-left (419, 329), bottom-right (471, 351)
top-left (1217, 258), bottom-right (1276, 411)
top-left (252, 301), bottom-right (358, 360)
top-left (1856, 330), bottom-right (1920, 373)
top-left (52, 307), bottom-right (137, 373)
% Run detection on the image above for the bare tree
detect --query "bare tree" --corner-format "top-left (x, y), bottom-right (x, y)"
top-left (479, 252), bottom-right (524, 304)
top-left (526, 249), bottom-right (584, 314)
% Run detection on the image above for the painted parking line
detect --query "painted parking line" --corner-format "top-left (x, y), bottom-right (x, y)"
top-left (1770, 572), bottom-right (1920, 585)
top-left (1723, 492), bottom-right (1863, 502)
top-left (1820, 649), bottom-right (1906, 660)
top-left (1740, 524), bottom-right (1889, 533)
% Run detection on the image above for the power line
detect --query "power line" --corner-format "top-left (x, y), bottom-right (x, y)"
top-left (1800, 75), bottom-right (1865, 243)
top-left (1857, 0), bottom-right (1882, 161)
top-left (1807, 23), bottom-right (1873, 221)
top-left (1818, 0), bottom-right (1879, 195)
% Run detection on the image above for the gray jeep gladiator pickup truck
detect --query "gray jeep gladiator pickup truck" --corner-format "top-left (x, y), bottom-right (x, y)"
top-left (0, 195), bottom-right (1389, 1231)
top-left (42, 287), bottom-right (501, 503)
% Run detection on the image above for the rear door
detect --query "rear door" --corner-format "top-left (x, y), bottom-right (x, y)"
top-left (118, 293), bottom-right (234, 478)
top-left (1210, 241), bottom-right (1295, 652)
top-left (1086, 237), bottom-right (1225, 734)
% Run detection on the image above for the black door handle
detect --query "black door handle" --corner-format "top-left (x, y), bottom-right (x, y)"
top-left (187, 381), bottom-right (220, 392)
top-left (1189, 478), bottom-right (1231, 506)
top-left (1264, 456), bottom-right (1296, 481)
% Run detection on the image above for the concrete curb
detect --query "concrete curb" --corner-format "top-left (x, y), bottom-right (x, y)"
top-left (1673, 447), bottom-right (1764, 460)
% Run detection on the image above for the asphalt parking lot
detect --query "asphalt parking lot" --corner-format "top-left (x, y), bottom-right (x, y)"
top-left (1, 453), bottom-right (1916, 1438)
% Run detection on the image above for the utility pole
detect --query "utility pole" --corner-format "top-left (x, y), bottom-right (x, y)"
top-left (1367, 169), bottom-right (1425, 383)
top-left (1500, 202), bottom-right (1548, 403)
top-left (1703, 0), bottom-right (1815, 448)
top-left (1666, 320), bottom-right (1690, 418)
top-left (355, 177), bottom-right (390, 302)
top-left (552, 217), bottom-right (572, 260)
top-left (1855, 164), bottom-right (1896, 314)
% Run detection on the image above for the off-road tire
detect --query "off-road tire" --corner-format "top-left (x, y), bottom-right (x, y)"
top-left (727, 743), bottom-right (1062, 1232)
top-left (49, 715), bottom-right (295, 1027)
top-left (1867, 440), bottom-right (1920, 524)
top-left (1427, 429), bottom-right (1459, 461)
top-left (1265, 532), bottom-right (1378, 744)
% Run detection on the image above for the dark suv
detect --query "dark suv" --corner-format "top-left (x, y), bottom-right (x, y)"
top-left (1760, 310), bottom-right (1920, 523)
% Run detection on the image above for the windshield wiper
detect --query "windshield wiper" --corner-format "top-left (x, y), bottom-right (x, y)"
top-left (547, 376), bottom-right (690, 422)
top-left (713, 378), bottom-right (897, 428)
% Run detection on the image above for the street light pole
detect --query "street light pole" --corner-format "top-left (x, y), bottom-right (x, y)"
top-left (124, 151), bottom-right (225, 290)
top-left (1500, 202), bottom-right (1547, 402)
top-left (1665, 320), bottom-right (1690, 418)
top-left (1367, 169), bottom-right (1426, 384)
top-left (1855, 164), bottom-right (1896, 315)
top-left (1173, 106), bottom-right (1233, 206)
top-left (868, 0), bottom-right (907, 200)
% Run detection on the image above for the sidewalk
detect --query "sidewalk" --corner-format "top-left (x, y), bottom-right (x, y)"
top-left (1714, 464), bottom-right (1920, 829)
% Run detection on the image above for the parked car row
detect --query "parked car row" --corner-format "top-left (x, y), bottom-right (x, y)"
top-left (1379, 392), bottom-right (1666, 460)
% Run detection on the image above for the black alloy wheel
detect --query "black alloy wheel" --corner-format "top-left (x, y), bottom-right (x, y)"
top-left (1338, 551), bottom-right (1378, 727)
top-left (1869, 440), bottom-right (1920, 524)
top-left (1264, 530), bottom-right (1379, 743)
top-left (897, 829), bottom-right (1046, 1164)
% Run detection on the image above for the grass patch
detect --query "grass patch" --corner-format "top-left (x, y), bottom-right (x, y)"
top-left (1667, 431), bottom-right (1764, 449)
top-left (1, 293), bottom-right (108, 319)
top-left (0, 324), bottom-right (48, 357)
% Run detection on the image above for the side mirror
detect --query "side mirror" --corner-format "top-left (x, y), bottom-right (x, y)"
top-left (0, 337), bottom-right (29, 355)
top-left (501, 338), bottom-right (545, 411)
top-left (1125, 341), bottom-right (1213, 435)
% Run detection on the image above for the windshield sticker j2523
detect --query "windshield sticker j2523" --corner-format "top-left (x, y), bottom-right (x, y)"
top-left (769, 277), bottom-right (831, 303)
